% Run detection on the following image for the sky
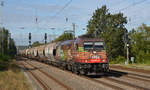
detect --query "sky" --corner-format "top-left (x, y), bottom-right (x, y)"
top-left (0, 0), bottom-right (150, 46)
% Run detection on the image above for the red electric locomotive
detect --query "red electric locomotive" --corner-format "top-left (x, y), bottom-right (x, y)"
top-left (55, 37), bottom-right (109, 75)
top-left (20, 37), bottom-right (109, 75)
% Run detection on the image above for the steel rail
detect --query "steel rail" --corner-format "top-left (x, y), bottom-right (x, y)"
top-left (110, 66), bottom-right (150, 74)
top-left (25, 61), bottom-right (72, 90)
top-left (21, 63), bottom-right (49, 90)
top-left (103, 77), bottom-right (149, 90)
top-left (107, 70), bottom-right (150, 83)
top-left (28, 59), bottom-right (123, 90)
top-left (110, 67), bottom-right (150, 79)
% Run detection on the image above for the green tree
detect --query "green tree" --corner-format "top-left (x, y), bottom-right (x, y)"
top-left (0, 27), bottom-right (16, 57)
top-left (55, 32), bottom-right (73, 42)
top-left (129, 24), bottom-right (150, 64)
top-left (9, 39), bottom-right (17, 57)
top-left (31, 41), bottom-right (44, 47)
top-left (87, 5), bottom-right (127, 61)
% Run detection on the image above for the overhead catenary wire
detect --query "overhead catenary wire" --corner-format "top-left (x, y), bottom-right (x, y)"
top-left (113, 0), bottom-right (147, 13)
top-left (51, 0), bottom-right (72, 19)
top-left (110, 0), bottom-right (148, 30)
top-left (34, 0), bottom-right (73, 36)
top-left (38, 0), bottom-right (73, 23)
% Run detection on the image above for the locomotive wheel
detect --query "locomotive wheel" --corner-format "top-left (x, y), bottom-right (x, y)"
top-left (67, 64), bottom-right (71, 71)
top-left (83, 71), bottom-right (88, 75)
top-left (73, 66), bottom-right (80, 75)
top-left (71, 65), bottom-right (74, 73)
top-left (80, 69), bottom-right (88, 75)
top-left (106, 68), bottom-right (110, 72)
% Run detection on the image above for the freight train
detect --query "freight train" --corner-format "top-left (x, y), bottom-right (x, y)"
top-left (19, 37), bottom-right (109, 75)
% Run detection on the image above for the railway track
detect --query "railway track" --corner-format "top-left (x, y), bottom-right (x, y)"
top-left (97, 77), bottom-right (149, 90)
top-left (24, 61), bottom-right (72, 90)
top-left (107, 70), bottom-right (150, 83)
top-left (35, 60), bottom-right (150, 90)
top-left (110, 65), bottom-right (150, 74)
top-left (21, 63), bottom-right (50, 90)
top-left (19, 57), bottom-right (150, 90)
top-left (81, 76), bottom-right (123, 90)
top-left (24, 59), bottom-right (123, 90)
top-left (20, 61), bottom-right (72, 90)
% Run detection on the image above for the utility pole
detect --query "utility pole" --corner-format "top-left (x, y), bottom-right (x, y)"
top-left (126, 43), bottom-right (129, 64)
top-left (72, 23), bottom-right (75, 39)
top-left (0, 1), bottom-right (4, 55)
top-left (0, 1), bottom-right (4, 25)
top-left (124, 29), bottom-right (129, 65)
top-left (7, 33), bottom-right (11, 52)
top-left (1, 28), bottom-right (4, 54)
top-left (0, 29), bottom-right (3, 54)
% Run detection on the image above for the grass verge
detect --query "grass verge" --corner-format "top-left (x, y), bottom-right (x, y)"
top-left (0, 60), bottom-right (33, 90)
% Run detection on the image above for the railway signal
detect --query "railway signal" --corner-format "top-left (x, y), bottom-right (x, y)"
top-left (44, 33), bottom-right (47, 44)
top-left (29, 32), bottom-right (31, 48)
top-left (124, 30), bottom-right (130, 65)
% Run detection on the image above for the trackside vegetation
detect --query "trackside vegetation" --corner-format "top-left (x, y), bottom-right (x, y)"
top-left (86, 5), bottom-right (127, 63)
top-left (0, 27), bottom-right (32, 90)
top-left (129, 24), bottom-right (150, 64)
top-left (85, 5), bottom-right (150, 64)
top-left (0, 27), bottom-right (17, 69)
top-left (0, 60), bottom-right (33, 90)
top-left (54, 32), bottom-right (73, 42)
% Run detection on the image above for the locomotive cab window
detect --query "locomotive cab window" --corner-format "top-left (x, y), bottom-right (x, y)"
top-left (94, 42), bottom-right (104, 50)
top-left (84, 42), bottom-right (93, 50)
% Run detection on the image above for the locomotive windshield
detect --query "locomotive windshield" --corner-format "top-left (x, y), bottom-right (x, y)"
top-left (94, 42), bottom-right (104, 50)
top-left (84, 42), bottom-right (93, 50)
top-left (84, 42), bottom-right (104, 50)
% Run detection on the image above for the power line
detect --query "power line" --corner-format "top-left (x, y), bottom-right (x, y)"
top-left (113, 0), bottom-right (147, 13)
top-left (110, 0), bottom-right (148, 30)
top-left (38, 0), bottom-right (73, 23)
top-left (52, 0), bottom-right (72, 18)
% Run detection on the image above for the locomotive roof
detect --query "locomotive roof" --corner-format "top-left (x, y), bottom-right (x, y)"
top-left (57, 38), bottom-right (104, 46)
top-left (59, 40), bottom-right (74, 45)
top-left (75, 38), bottom-right (104, 43)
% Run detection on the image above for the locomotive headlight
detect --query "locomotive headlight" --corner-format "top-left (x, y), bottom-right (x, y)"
top-left (102, 59), bottom-right (105, 62)
top-left (93, 51), bottom-right (96, 54)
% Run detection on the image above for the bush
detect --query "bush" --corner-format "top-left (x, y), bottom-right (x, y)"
top-left (0, 55), bottom-right (11, 70)
top-left (110, 56), bottom-right (126, 64)
top-left (0, 54), bottom-right (10, 62)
